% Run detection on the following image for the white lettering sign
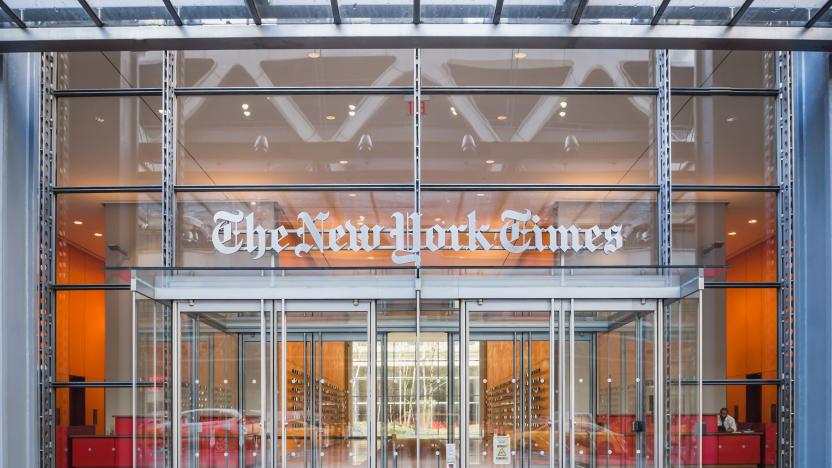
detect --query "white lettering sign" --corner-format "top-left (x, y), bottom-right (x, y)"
top-left (211, 209), bottom-right (624, 265)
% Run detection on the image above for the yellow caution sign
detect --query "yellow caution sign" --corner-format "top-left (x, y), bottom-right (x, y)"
top-left (493, 435), bottom-right (511, 465)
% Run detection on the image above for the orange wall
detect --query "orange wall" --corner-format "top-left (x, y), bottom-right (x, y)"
top-left (55, 240), bottom-right (107, 434)
top-left (725, 239), bottom-right (777, 422)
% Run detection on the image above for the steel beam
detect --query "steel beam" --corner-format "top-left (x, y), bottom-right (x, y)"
top-left (492, 0), bottom-right (504, 24)
top-left (244, 0), bottom-right (262, 25)
top-left (162, 0), bottom-right (183, 26)
top-left (331, 0), bottom-right (341, 25)
top-left (572, 0), bottom-right (588, 25)
top-left (0, 1), bottom-right (24, 28)
top-left (2, 23), bottom-right (832, 52)
top-left (651, 0), bottom-right (671, 26)
top-left (807, 0), bottom-right (832, 28)
top-left (77, 0), bottom-right (103, 27)
top-left (728, 0), bottom-right (755, 27)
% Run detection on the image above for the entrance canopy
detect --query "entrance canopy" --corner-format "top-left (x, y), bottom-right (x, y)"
top-left (1, 2), bottom-right (832, 51)
top-left (131, 266), bottom-right (703, 300)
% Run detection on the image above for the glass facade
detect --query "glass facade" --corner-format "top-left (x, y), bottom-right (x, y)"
top-left (46, 48), bottom-right (786, 468)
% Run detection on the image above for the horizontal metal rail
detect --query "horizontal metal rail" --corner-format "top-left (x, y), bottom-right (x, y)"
top-left (50, 283), bottom-right (131, 291)
top-left (671, 87), bottom-right (780, 97)
top-left (423, 86), bottom-right (658, 95)
top-left (51, 381), bottom-right (163, 388)
top-left (54, 88), bottom-right (162, 97)
top-left (704, 282), bottom-right (782, 289)
top-left (175, 86), bottom-right (413, 96)
top-left (672, 185), bottom-right (781, 192)
top-left (53, 185), bottom-right (162, 194)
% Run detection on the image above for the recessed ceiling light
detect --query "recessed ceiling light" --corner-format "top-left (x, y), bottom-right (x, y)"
top-left (728, 231), bottom-right (737, 236)
top-left (95, 116), bottom-right (105, 123)
top-left (450, 106), bottom-right (459, 117)
top-left (157, 108), bottom-right (164, 115)
top-left (496, 115), bottom-right (508, 121)
top-left (325, 115), bottom-right (336, 121)
top-left (250, 201), bottom-right (257, 206)
top-left (93, 232), bottom-right (102, 237)
top-left (726, 116), bottom-right (737, 123)
top-left (339, 160), bottom-right (349, 165)
top-left (476, 193), bottom-right (485, 197)
top-left (307, 50), bottom-right (321, 59)
top-left (434, 217), bottom-right (442, 222)
top-left (348, 104), bottom-right (356, 111)
top-left (560, 101), bottom-right (568, 109)
top-left (368, 256), bottom-right (374, 260)
top-left (348, 193), bottom-right (357, 197)
top-left (559, 111), bottom-right (567, 118)
top-left (243, 110), bottom-right (251, 117)
top-left (514, 51), bottom-right (527, 59)
top-left (359, 215), bottom-right (365, 221)
top-left (348, 111), bottom-right (356, 117)
top-left (748, 219), bottom-right (758, 224)
top-left (73, 220), bottom-right (83, 225)
top-left (485, 159), bottom-right (495, 164)
top-left (241, 103), bottom-right (249, 110)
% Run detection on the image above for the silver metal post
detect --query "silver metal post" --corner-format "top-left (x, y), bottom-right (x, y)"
top-left (416, 290), bottom-right (422, 468)
top-left (460, 300), bottom-right (469, 468)
top-left (548, 298), bottom-right (555, 468)
top-left (697, 293), bottom-right (703, 468)
top-left (260, 299), bottom-right (267, 467)
top-left (131, 293), bottom-right (138, 467)
top-left (569, 299), bottom-right (575, 468)
top-left (558, 300), bottom-right (566, 467)
top-left (368, 301), bottom-right (377, 468)
top-left (172, 303), bottom-right (181, 468)
top-left (281, 299), bottom-right (287, 468)
top-left (654, 300), bottom-right (664, 468)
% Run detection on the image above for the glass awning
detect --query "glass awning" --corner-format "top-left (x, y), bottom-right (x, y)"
top-left (1, 1), bottom-right (831, 28)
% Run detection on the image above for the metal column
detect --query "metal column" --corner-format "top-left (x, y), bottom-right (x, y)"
top-left (776, 50), bottom-right (796, 468)
top-left (460, 300), bottom-right (469, 468)
top-left (368, 301), bottom-right (378, 468)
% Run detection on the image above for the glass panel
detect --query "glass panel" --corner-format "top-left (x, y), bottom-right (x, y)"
top-left (57, 96), bottom-right (163, 187)
top-left (4, 0), bottom-right (91, 27)
top-left (169, 0), bottom-right (252, 24)
top-left (672, 191), bottom-right (777, 280)
top-left (570, 303), bottom-right (655, 467)
top-left (55, 388), bottom-right (137, 467)
top-left (175, 190), bottom-right (413, 268)
top-left (671, 96), bottom-right (777, 186)
top-left (421, 49), bottom-right (655, 87)
top-left (739, 0), bottom-right (826, 27)
top-left (177, 49), bottom-right (413, 87)
top-left (377, 301), bottom-right (418, 468)
top-left (86, 0), bottom-right (176, 26)
top-left (421, 94), bottom-right (656, 184)
top-left (56, 192), bottom-right (163, 283)
top-left (418, 300), bottom-right (460, 468)
top-left (421, 0), bottom-right (496, 24)
top-left (469, 307), bottom-right (553, 468)
top-left (55, 290), bottom-right (133, 382)
top-left (285, 309), bottom-right (369, 468)
top-left (580, 0), bottom-right (664, 25)
top-left (254, 0), bottom-right (334, 23)
top-left (177, 94), bottom-right (413, 185)
top-left (500, 0), bottom-right (580, 24)
top-left (57, 51), bottom-right (163, 89)
top-left (179, 309), bottom-right (267, 467)
top-left (669, 50), bottom-right (776, 89)
top-left (135, 294), bottom-right (169, 467)
top-left (340, 0), bottom-right (412, 23)
top-left (667, 293), bottom-right (701, 467)
top-left (659, 1), bottom-right (745, 26)
top-left (701, 385), bottom-right (778, 468)
top-left (420, 191), bottom-right (658, 267)
top-left (702, 288), bottom-right (778, 382)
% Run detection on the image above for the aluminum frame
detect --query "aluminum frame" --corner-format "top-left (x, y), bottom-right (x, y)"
top-left (6, 23), bottom-right (832, 53)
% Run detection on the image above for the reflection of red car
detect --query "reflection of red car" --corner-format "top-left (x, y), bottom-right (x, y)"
top-left (181, 409), bottom-right (262, 438)
top-left (525, 421), bottom-right (628, 461)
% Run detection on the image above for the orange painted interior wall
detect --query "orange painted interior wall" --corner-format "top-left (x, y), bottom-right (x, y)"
top-left (725, 238), bottom-right (778, 423)
top-left (55, 240), bottom-right (107, 434)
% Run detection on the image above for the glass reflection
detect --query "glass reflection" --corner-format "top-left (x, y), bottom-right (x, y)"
top-left (57, 51), bottom-right (163, 89)
top-left (421, 49), bottom-right (654, 87)
top-left (672, 191), bottom-right (777, 279)
top-left (669, 50), bottom-right (776, 89)
top-left (671, 96), bottom-right (777, 186)
top-left (177, 94), bottom-right (413, 185)
top-left (422, 94), bottom-right (656, 184)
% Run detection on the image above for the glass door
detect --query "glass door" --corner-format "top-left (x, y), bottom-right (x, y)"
top-left (464, 300), bottom-right (556, 468)
top-left (283, 300), bottom-right (372, 468)
top-left (566, 299), bottom-right (657, 468)
top-left (173, 300), bottom-right (275, 468)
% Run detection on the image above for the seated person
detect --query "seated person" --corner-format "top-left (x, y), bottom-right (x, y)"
top-left (717, 408), bottom-right (737, 433)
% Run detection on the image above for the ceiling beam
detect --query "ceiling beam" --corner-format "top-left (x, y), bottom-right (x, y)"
top-left (77, 0), bottom-right (103, 27)
top-left (244, 0), bottom-right (262, 25)
top-left (331, 0), bottom-right (341, 25)
top-left (807, 0), bottom-right (832, 28)
top-left (728, 0), bottom-right (755, 27)
top-left (0, 1), bottom-right (25, 28)
top-left (162, 0), bottom-right (183, 26)
top-left (572, 0), bottom-right (588, 25)
top-left (492, 0), bottom-right (504, 25)
top-left (1, 23), bottom-right (832, 53)
top-left (651, 0), bottom-right (671, 26)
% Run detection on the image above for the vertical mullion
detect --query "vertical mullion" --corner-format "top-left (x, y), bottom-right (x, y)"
top-left (172, 303), bottom-right (181, 468)
top-left (568, 299), bottom-right (575, 468)
top-left (368, 301), bottom-right (377, 468)
top-left (415, 290), bottom-right (421, 468)
top-left (131, 293), bottom-right (137, 468)
top-left (460, 300), bottom-right (469, 468)
top-left (558, 300), bottom-right (565, 467)
top-left (776, 50), bottom-right (795, 468)
top-left (281, 299), bottom-right (287, 468)
top-left (548, 299), bottom-right (555, 468)
top-left (413, 48), bottom-right (422, 273)
top-left (697, 294), bottom-right (703, 468)
top-left (260, 299), bottom-right (267, 467)
top-left (654, 301), bottom-right (664, 468)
